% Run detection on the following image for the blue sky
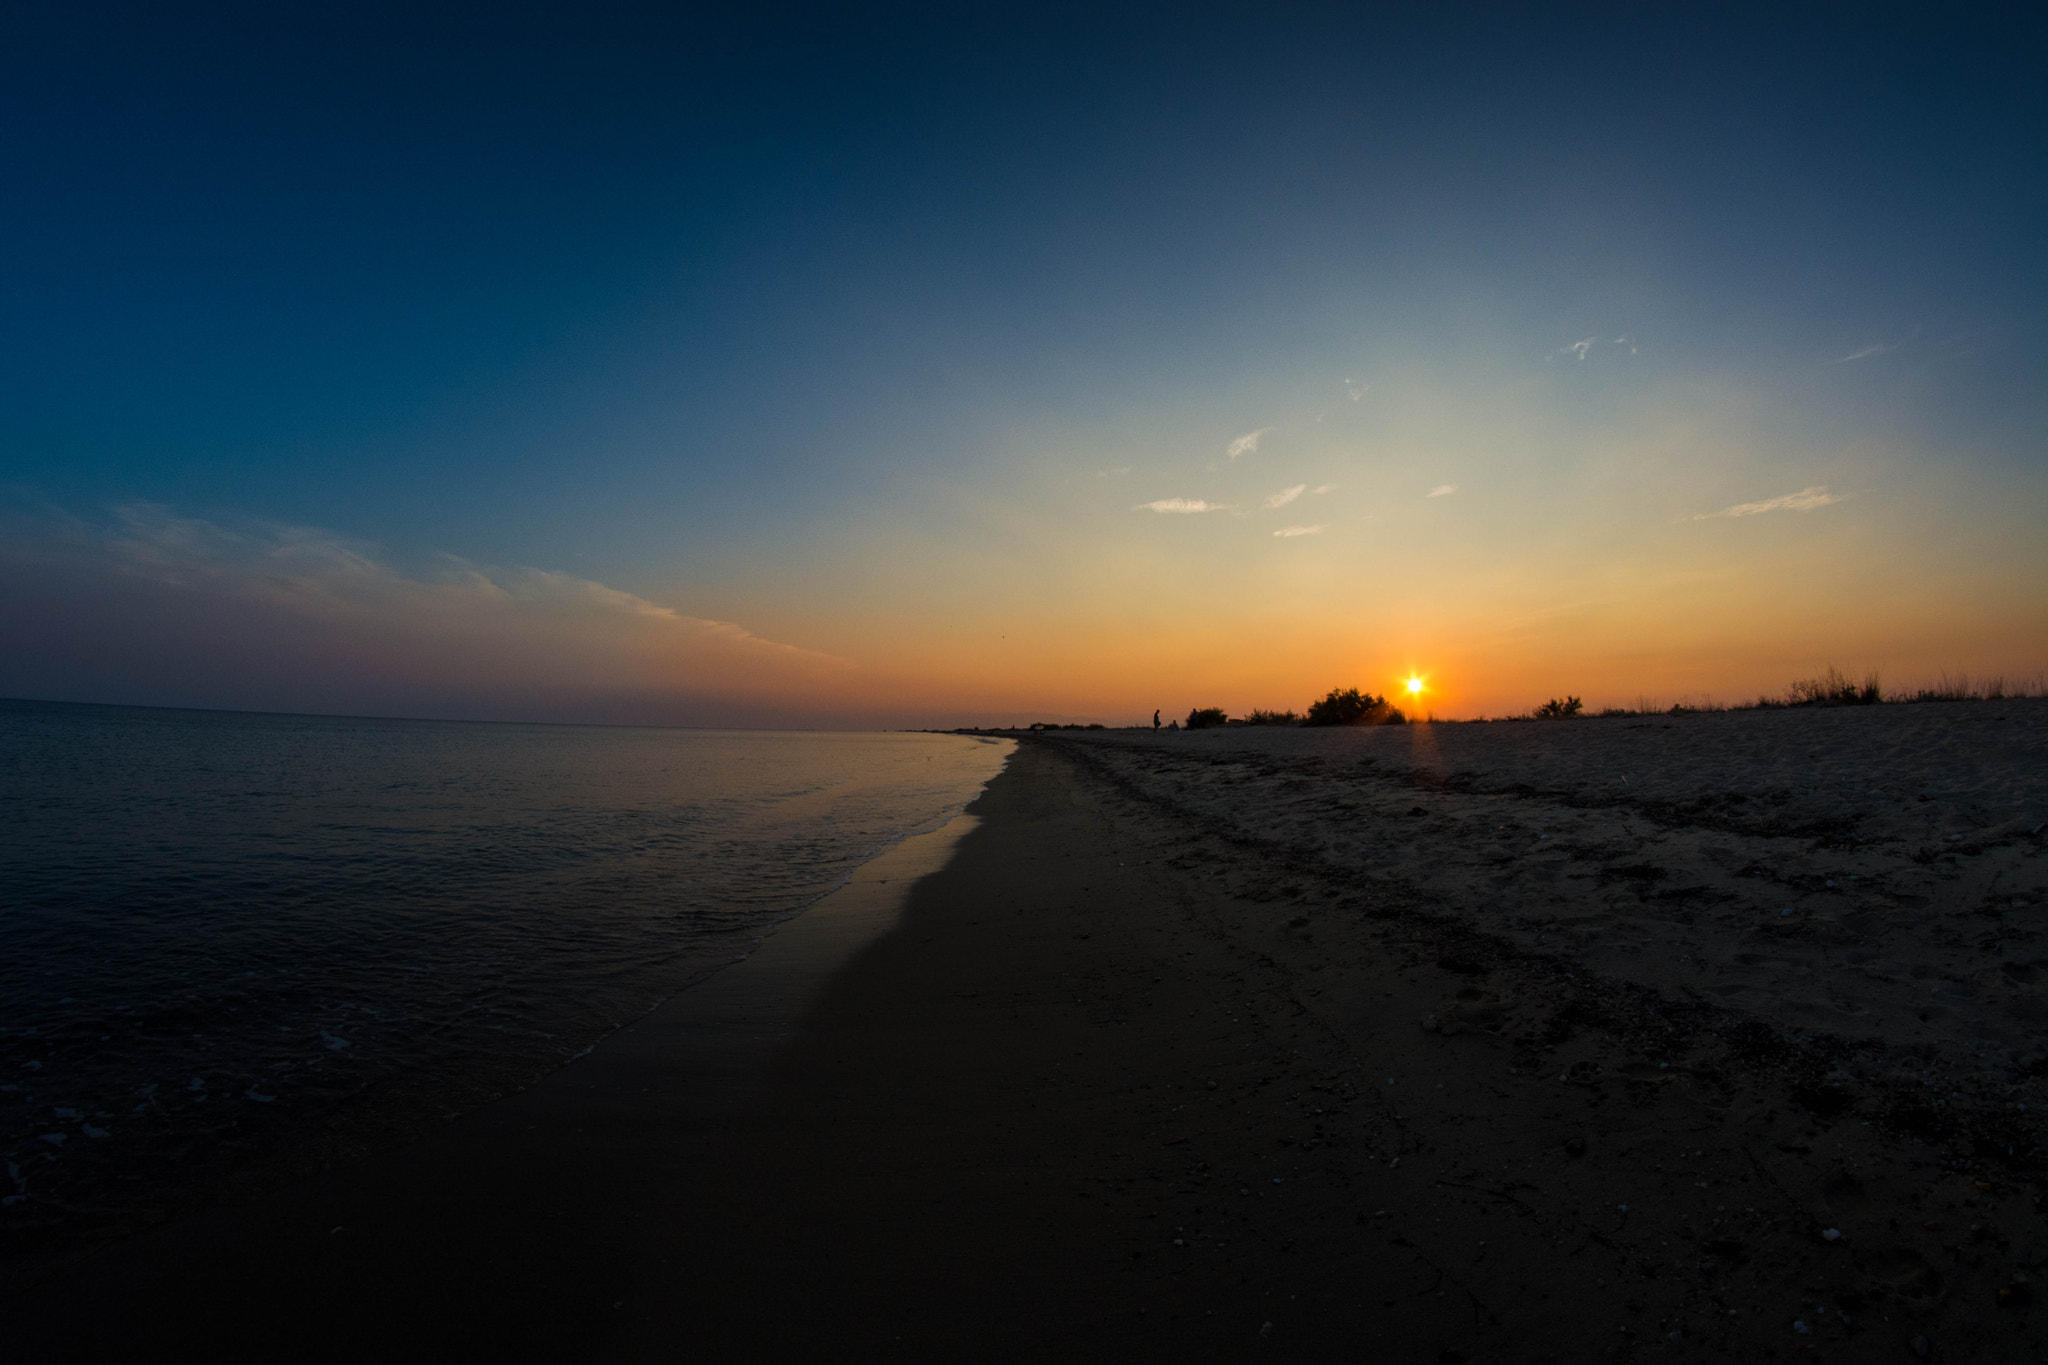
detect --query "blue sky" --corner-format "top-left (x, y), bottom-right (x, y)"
top-left (2, 5), bottom-right (2042, 723)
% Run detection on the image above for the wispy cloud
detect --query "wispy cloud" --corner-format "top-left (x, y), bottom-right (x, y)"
top-left (1135, 498), bottom-right (1227, 514)
top-left (1226, 429), bottom-right (1268, 459)
top-left (1556, 335), bottom-right (1636, 361)
top-left (1692, 485), bottom-right (1845, 519)
top-left (1344, 378), bottom-right (1368, 402)
top-left (1426, 484), bottom-right (1458, 498)
top-left (0, 503), bottom-right (850, 725)
top-left (1273, 525), bottom-right (1326, 538)
top-left (1264, 484), bottom-right (1307, 509)
top-left (1311, 483), bottom-right (1337, 495)
top-left (1837, 342), bottom-right (1896, 363)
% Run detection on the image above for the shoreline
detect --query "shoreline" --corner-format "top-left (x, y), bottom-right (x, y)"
top-left (9, 713), bottom-right (2046, 1360)
top-left (1, 810), bottom-right (989, 1358)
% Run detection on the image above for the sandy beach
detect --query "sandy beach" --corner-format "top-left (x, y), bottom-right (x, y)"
top-left (7, 702), bottom-right (2047, 1361)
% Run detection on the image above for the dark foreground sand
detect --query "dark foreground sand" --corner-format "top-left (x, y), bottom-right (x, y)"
top-left (7, 711), bottom-right (2047, 1362)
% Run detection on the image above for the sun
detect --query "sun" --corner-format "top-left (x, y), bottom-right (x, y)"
top-left (1405, 676), bottom-right (1425, 695)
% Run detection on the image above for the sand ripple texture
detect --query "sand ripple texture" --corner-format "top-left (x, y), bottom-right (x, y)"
top-left (1061, 701), bottom-right (2047, 1091)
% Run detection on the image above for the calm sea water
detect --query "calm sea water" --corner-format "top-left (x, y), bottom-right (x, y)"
top-left (0, 700), bottom-right (1009, 1261)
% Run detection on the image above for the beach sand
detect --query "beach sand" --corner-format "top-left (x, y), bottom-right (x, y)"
top-left (6, 704), bottom-right (2046, 1361)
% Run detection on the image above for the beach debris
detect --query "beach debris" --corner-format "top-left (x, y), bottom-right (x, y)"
top-left (321, 1031), bottom-right (351, 1051)
top-left (1792, 1319), bottom-right (1812, 1334)
top-left (245, 1089), bottom-right (276, 1103)
top-left (1259, 1322), bottom-right (1273, 1338)
top-left (1821, 1227), bottom-right (1842, 1241)
top-left (82, 1125), bottom-right (110, 1139)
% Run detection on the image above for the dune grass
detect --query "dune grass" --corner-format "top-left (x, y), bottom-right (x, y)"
top-left (1532, 666), bottom-right (2045, 723)
top-left (1900, 670), bottom-right (2047, 702)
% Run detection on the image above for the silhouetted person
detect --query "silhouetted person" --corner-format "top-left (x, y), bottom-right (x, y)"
top-left (1152, 709), bottom-right (1160, 731)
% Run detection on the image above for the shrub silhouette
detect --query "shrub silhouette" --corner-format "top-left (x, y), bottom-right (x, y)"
top-left (1534, 696), bottom-right (1584, 718)
top-left (1304, 687), bottom-right (1405, 727)
top-left (1243, 708), bottom-right (1301, 726)
top-left (1786, 666), bottom-right (1881, 707)
top-left (1185, 706), bottom-right (1229, 730)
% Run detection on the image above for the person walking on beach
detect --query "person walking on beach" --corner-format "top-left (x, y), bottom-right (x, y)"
top-left (1152, 709), bottom-right (1160, 731)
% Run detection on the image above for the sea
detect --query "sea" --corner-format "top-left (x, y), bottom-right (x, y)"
top-left (0, 700), bottom-right (1010, 1265)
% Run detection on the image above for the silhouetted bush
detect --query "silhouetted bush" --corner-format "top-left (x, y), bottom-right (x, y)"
top-left (1185, 706), bottom-right (1229, 729)
top-left (1785, 666), bottom-right (1880, 707)
top-left (1303, 687), bottom-right (1405, 727)
top-left (1533, 696), bottom-right (1584, 719)
top-left (1242, 708), bottom-right (1301, 726)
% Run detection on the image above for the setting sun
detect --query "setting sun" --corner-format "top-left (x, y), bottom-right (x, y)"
top-left (1406, 677), bottom-right (1425, 695)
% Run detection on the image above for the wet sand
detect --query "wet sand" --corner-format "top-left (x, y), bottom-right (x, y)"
top-left (8, 710), bottom-right (2048, 1361)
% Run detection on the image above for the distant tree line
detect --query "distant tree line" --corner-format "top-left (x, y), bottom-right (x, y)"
top-left (1182, 686), bottom-right (1406, 730)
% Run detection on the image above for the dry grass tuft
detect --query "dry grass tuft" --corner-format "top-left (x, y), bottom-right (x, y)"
top-left (1902, 670), bottom-right (2048, 702)
top-left (1782, 665), bottom-right (1882, 707)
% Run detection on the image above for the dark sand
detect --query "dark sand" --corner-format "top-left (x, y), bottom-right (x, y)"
top-left (8, 724), bottom-right (2047, 1362)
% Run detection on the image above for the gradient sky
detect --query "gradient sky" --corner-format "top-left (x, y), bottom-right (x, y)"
top-left (2, 4), bottom-right (2043, 726)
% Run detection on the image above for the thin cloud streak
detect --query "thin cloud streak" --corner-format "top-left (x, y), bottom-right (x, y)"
top-left (0, 503), bottom-right (851, 724)
top-left (1264, 484), bottom-right (1307, 509)
top-left (1427, 484), bottom-right (1458, 498)
top-left (1273, 525), bottom-right (1325, 537)
top-left (1226, 429), bottom-right (1268, 459)
top-left (1837, 342), bottom-right (1896, 362)
top-left (1557, 335), bottom-right (1636, 360)
top-left (1135, 498), bottom-right (1227, 514)
top-left (1693, 485), bottom-right (1845, 519)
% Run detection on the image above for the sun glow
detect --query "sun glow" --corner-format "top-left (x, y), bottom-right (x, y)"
top-left (1405, 676), bottom-right (1425, 695)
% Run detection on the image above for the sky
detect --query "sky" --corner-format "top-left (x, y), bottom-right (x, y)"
top-left (1, 3), bottom-right (2043, 726)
